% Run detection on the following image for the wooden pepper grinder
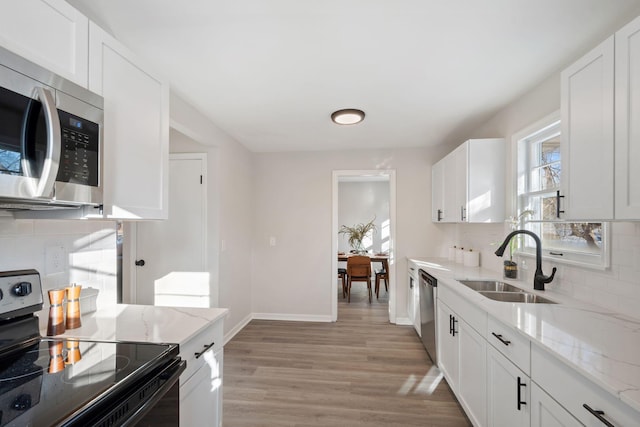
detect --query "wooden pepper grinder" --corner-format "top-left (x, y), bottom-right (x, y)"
top-left (66, 283), bottom-right (82, 329)
top-left (47, 289), bottom-right (66, 336)
top-left (65, 339), bottom-right (82, 365)
top-left (48, 340), bottom-right (65, 373)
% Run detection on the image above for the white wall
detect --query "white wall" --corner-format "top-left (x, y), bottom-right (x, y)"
top-left (251, 147), bottom-right (448, 322)
top-left (338, 181), bottom-right (390, 254)
top-left (170, 93), bottom-right (254, 338)
top-left (0, 217), bottom-right (117, 309)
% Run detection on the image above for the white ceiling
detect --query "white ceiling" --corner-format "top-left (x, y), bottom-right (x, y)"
top-left (68, 0), bottom-right (640, 152)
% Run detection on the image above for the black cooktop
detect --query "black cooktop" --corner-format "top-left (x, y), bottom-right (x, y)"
top-left (0, 322), bottom-right (177, 427)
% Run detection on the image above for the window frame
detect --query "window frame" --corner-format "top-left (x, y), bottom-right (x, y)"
top-left (512, 111), bottom-right (610, 270)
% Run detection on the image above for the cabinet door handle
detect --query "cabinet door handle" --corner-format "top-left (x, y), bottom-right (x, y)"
top-left (460, 206), bottom-right (466, 221)
top-left (583, 404), bottom-right (615, 427)
top-left (491, 332), bottom-right (511, 346)
top-left (449, 314), bottom-right (453, 335)
top-left (452, 316), bottom-right (458, 337)
top-left (194, 341), bottom-right (215, 359)
top-left (556, 190), bottom-right (565, 218)
top-left (437, 209), bottom-right (443, 222)
top-left (517, 376), bottom-right (527, 411)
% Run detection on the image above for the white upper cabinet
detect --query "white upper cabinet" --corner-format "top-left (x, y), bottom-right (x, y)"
top-left (615, 15), bottom-right (640, 219)
top-left (560, 36), bottom-right (615, 221)
top-left (0, 0), bottom-right (89, 87)
top-left (89, 22), bottom-right (169, 219)
top-left (561, 15), bottom-right (640, 221)
top-left (431, 138), bottom-right (505, 223)
top-left (431, 159), bottom-right (445, 222)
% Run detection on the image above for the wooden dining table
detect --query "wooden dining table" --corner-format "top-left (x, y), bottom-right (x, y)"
top-left (338, 253), bottom-right (389, 273)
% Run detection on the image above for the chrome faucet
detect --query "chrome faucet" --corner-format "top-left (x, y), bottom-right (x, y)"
top-left (494, 230), bottom-right (556, 291)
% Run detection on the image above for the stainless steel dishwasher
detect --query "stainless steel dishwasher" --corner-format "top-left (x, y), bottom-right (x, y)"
top-left (419, 269), bottom-right (437, 364)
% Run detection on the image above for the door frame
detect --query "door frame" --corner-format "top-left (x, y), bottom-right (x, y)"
top-left (123, 152), bottom-right (208, 304)
top-left (331, 169), bottom-right (397, 323)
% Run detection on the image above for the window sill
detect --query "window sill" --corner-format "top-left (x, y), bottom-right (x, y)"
top-left (515, 249), bottom-right (609, 271)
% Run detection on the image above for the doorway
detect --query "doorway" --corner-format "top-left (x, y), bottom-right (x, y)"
top-left (132, 153), bottom-right (209, 306)
top-left (331, 170), bottom-right (397, 323)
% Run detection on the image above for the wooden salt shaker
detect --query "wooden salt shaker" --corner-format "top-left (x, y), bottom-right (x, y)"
top-left (66, 283), bottom-right (82, 329)
top-left (47, 289), bottom-right (66, 336)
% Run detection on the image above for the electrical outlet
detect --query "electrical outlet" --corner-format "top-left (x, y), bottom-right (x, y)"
top-left (45, 245), bottom-right (65, 274)
top-left (269, 237), bottom-right (276, 247)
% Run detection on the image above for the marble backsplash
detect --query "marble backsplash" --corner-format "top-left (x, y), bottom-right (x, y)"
top-left (438, 221), bottom-right (640, 320)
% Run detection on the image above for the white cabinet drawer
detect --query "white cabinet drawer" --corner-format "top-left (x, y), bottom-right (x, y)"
top-left (487, 315), bottom-right (530, 375)
top-left (439, 284), bottom-right (487, 335)
top-left (180, 320), bottom-right (223, 383)
top-left (532, 345), bottom-right (640, 426)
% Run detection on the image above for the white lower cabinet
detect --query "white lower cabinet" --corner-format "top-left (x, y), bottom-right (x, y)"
top-left (437, 300), bottom-right (458, 385)
top-left (437, 300), bottom-right (486, 426)
top-left (458, 319), bottom-right (487, 426)
top-left (436, 283), bottom-right (640, 427)
top-left (179, 320), bottom-right (224, 427)
top-left (487, 346), bottom-right (530, 427)
top-left (530, 382), bottom-right (581, 427)
top-left (180, 348), bottom-right (223, 427)
top-left (531, 344), bottom-right (640, 427)
top-left (407, 264), bottom-right (420, 336)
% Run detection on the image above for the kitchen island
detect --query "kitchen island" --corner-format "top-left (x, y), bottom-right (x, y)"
top-left (410, 257), bottom-right (640, 426)
top-left (38, 304), bottom-right (229, 427)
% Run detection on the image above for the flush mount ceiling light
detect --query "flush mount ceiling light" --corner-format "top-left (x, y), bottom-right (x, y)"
top-left (331, 108), bottom-right (365, 125)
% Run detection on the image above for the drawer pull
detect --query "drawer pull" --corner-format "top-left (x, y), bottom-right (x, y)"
top-left (583, 404), bottom-right (615, 427)
top-left (517, 376), bottom-right (527, 410)
top-left (491, 332), bottom-right (511, 346)
top-left (194, 341), bottom-right (215, 359)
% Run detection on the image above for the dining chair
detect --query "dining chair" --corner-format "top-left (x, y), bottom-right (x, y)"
top-left (375, 267), bottom-right (388, 299)
top-left (338, 268), bottom-right (348, 298)
top-left (346, 255), bottom-right (372, 303)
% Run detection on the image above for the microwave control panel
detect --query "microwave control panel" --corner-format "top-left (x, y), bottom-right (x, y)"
top-left (57, 110), bottom-right (99, 187)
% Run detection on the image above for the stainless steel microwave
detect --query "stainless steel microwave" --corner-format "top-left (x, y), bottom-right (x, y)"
top-left (0, 45), bottom-right (103, 211)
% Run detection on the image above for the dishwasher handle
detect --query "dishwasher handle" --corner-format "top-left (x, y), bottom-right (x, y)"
top-left (419, 270), bottom-right (437, 287)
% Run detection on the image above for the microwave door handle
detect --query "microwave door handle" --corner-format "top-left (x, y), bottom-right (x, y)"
top-left (34, 87), bottom-right (61, 198)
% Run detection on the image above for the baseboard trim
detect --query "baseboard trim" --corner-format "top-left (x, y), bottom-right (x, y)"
top-left (252, 313), bottom-right (332, 323)
top-left (395, 316), bottom-right (412, 326)
top-left (223, 313), bottom-right (253, 345)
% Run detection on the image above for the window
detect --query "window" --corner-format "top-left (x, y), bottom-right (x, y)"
top-left (515, 113), bottom-right (609, 268)
top-left (0, 144), bottom-right (21, 175)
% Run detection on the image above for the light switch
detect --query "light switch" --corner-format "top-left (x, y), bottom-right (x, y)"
top-left (220, 239), bottom-right (226, 252)
top-left (269, 237), bottom-right (276, 247)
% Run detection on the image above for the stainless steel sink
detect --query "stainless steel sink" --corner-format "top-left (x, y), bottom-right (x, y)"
top-left (457, 280), bottom-right (525, 293)
top-left (478, 291), bottom-right (557, 304)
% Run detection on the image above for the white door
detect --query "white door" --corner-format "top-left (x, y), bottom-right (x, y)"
top-left (135, 154), bottom-right (208, 307)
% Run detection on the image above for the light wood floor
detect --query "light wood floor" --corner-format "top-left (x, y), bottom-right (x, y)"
top-left (223, 282), bottom-right (471, 426)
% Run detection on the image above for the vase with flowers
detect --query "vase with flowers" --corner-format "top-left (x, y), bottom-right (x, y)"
top-left (339, 218), bottom-right (377, 254)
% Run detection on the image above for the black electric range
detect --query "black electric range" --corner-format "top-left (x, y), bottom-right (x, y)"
top-left (0, 270), bottom-right (185, 427)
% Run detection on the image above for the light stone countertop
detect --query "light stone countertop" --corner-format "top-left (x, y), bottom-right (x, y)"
top-left (409, 257), bottom-right (640, 414)
top-left (38, 304), bottom-right (229, 346)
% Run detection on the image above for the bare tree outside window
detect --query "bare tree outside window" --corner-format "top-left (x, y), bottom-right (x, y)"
top-left (517, 118), bottom-right (607, 266)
